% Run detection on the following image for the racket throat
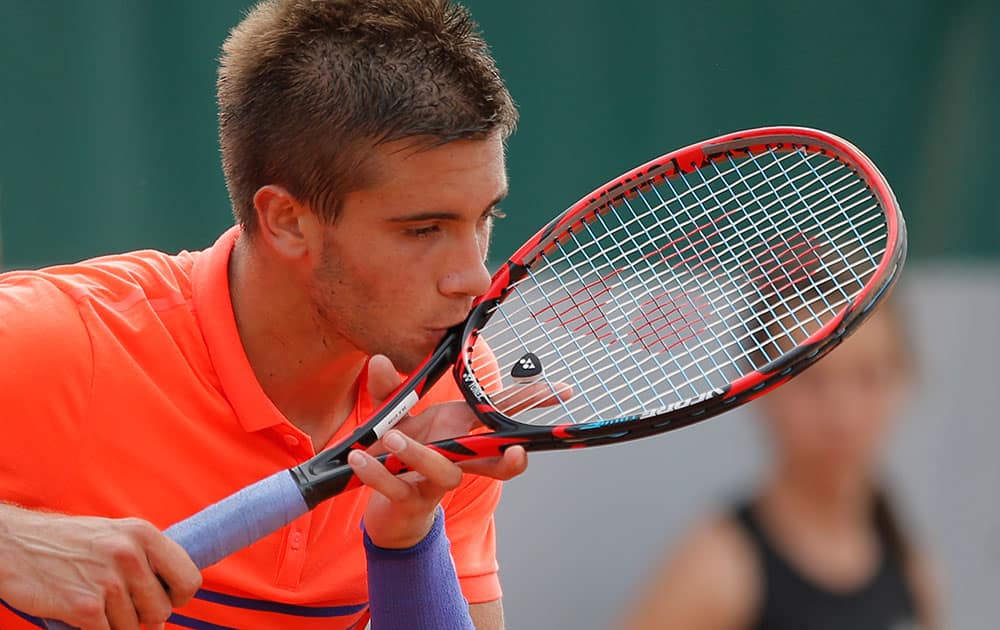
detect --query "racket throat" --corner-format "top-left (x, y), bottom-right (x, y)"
top-left (290, 457), bottom-right (356, 510)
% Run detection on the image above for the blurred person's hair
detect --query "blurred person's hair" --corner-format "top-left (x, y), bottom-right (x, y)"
top-left (217, 0), bottom-right (518, 233)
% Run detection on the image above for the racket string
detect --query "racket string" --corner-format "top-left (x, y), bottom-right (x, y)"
top-left (509, 155), bottom-right (859, 308)
top-left (471, 146), bottom-right (887, 426)
top-left (496, 157), bottom-right (856, 344)
top-left (488, 188), bottom-right (877, 376)
top-left (478, 240), bottom-right (884, 421)
top-left (701, 153), bottom-right (831, 352)
top-left (479, 223), bottom-right (885, 424)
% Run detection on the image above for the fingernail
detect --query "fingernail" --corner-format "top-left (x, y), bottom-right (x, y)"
top-left (348, 450), bottom-right (367, 468)
top-left (384, 431), bottom-right (406, 453)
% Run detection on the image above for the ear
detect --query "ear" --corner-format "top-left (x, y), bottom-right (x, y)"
top-left (252, 185), bottom-right (324, 260)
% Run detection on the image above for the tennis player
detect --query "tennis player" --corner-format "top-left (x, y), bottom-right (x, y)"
top-left (620, 302), bottom-right (942, 630)
top-left (0, 1), bottom-right (525, 628)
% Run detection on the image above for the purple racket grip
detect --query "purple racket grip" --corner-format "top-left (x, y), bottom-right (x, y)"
top-left (45, 470), bottom-right (308, 629)
top-left (164, 470), bottom-right (309, 569)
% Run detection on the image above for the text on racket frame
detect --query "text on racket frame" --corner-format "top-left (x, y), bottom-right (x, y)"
top-left (583, 387), bottom-right (727, 428)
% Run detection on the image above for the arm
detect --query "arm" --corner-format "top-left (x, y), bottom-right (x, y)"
top-left (619, 516), bottom-right (759, 630)
top-left (469, 600), bottom-right (504, 630)
top-left (907, 550), bottom-right (946, 630)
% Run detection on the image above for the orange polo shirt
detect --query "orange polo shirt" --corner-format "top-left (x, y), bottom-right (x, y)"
top-left (0, 228), bottom-right (502, 629)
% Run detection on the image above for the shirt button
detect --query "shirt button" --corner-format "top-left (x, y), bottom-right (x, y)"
top-left (283, 434), bottom-right (300, 447)
top-left (290, 531), bottom-right (304, 550)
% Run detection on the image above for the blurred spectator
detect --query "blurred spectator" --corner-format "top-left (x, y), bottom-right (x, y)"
top-left (620, 302), bottom-right (942, 630)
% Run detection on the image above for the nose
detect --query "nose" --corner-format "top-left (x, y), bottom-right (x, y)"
top-left (438, 231), bottom-right (492, 298)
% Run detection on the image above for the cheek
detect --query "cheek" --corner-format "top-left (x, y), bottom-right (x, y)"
top-left (853, 390), bottom-right (903, 449)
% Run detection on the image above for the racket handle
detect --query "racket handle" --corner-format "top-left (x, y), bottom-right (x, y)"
top-left (44, 471), bottom-right (308, 630)
top-left (165, 469), bottom-right (309, 569)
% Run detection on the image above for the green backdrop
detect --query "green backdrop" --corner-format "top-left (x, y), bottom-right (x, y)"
top-left (1, 0), bottom-right (996, 268)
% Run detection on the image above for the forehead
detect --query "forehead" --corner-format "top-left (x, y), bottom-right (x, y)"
top-left (376, 134), bottom-right (506, 186)
top-left (331, 134), bottom-right (507, 224)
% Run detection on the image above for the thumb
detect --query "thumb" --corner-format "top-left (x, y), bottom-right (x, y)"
top-left (367, 354), bottom-right (403, 406)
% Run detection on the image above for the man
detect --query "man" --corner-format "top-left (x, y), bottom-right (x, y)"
top-left (0, 1), bottom-right (526, 628)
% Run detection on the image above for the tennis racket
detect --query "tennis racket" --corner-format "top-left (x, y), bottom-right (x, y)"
top-left (47, 125), bottom-right (906, 628)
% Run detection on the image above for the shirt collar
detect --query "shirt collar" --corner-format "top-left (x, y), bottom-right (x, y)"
top-left (191, 227), bottom-right (375, 443)
top-left (191, 226), bottom-right (292, 432)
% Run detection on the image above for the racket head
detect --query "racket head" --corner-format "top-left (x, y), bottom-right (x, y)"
top-left (454, 126), bottom-right (906, 447)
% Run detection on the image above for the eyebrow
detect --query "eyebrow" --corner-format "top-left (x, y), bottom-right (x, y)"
top-left (387, 190), bottom-right (509, 223)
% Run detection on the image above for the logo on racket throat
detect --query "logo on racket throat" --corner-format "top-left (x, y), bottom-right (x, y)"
top-left (511, 352), bottom-right (543, 382)
top-left (462, 370), bottom-right (488, 402)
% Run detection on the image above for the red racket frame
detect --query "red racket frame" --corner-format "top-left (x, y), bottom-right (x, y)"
top-left (383, 126), bottom-right (906, 468)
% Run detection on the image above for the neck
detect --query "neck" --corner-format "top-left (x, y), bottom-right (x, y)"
top-left (761, 461), bottom-right (874, 536)
top-left (228, 235), bottom-right (367, 449)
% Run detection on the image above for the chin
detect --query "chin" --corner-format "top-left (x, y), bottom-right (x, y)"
top-left (366, 333), bottom-right (437, 375)
top-left (378, 348), bottom-right (426, 375)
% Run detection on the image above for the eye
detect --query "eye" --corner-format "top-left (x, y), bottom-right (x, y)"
top-left (405, 224), bottom-right (441, 237)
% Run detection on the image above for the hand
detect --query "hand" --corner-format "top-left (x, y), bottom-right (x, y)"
top-left (0, 504), bottom-right (201, 630)
top-left (347, 355), bottom-right (529, 549)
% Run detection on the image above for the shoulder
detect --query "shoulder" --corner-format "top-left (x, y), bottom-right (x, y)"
top-left (41, 249), bottom-right (198, 306)
top-left (0, 270), bottom-right (92, 364)
top-left (0, 249), bottom-right (201, 392)
top-left (1, 249), bottom-right (198, 315)
top-left (670, 513), bottom-right (762, 605)
top-left (620, 512), bottom-right (761, 630)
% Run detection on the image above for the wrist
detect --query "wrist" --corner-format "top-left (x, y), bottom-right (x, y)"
top-left (363, 509), bottom-right (437, 550)
top-left (364, 507), bottom-right (474, 630)
top-left (363, 508), bottom-right (442, 555)
top-left (0, 503), bottom-right (36, 586)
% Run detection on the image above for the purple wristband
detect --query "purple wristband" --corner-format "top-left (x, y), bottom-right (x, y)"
top-left (364, 508), bottom-right (475, 630)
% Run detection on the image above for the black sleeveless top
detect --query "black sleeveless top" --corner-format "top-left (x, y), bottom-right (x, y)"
top-left (732, 502), bottom-right (920, 630)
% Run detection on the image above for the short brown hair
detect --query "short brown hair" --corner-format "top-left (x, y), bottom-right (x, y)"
top-left (217, 0), bottom-right (517, 231)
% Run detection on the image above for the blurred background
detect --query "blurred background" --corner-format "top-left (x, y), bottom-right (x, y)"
top-left (1, 1), bottom-right (996, 627)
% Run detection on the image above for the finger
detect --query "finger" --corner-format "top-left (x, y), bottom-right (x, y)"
top-left (492, 381), bottom-right (573, 416)
top-left (135, 525), bottom-right (202, 609)
top-left (103, 582), bottom-right (141, 630)
top-left (126, 572), bottom-right (173, 628)
top-left (380, 431), bottom-right (464, 493)
top-left (64, 598), bottom-right (112, 630)
top-left (392, 401), bottom-right (480, 445)
top-left (367, 354), bottom-right (403, 405)
top-left (457, 445), bottom-right (528, 481)
top-left (348, 448), bottom-right (417, 503)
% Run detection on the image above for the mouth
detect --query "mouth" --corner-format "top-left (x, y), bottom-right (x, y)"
top-left (424, 321), bottom-right (465, 342)
top-left (429, 318), bottom-right (467, 332)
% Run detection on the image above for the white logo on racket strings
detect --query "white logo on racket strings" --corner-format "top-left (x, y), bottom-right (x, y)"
top-left (643, 387), bottom-right (725, 418)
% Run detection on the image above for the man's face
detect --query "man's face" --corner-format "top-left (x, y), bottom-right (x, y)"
top-left (309, 135), bottom-right (507, 373)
